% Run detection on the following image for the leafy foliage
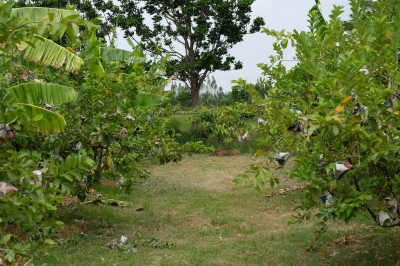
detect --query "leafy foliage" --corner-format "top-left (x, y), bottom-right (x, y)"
top-left (20, 35), bottom-right (83, 72)
top-left (236, 0), bottom-right (400, 228)
top-left (8, 82), bottom-right (77, 105)
top-left (191, 103), bottom-right (260, 147)
top-left (0, 2), bottom-right (193, 263)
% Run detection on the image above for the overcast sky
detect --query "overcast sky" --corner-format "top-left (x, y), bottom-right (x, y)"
top-left (115, 0), bottom-right (352, 92)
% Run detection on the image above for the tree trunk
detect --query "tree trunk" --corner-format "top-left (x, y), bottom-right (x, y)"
top-left (190, 80), bottom-right (201, 107)
top-left (96, 147), bottom-right (104, 173)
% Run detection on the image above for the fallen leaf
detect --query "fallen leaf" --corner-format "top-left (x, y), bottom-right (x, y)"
top-left (332, 115), bottom-right (344, 122)
top-left (255, 149), bottom-right (267, 156)
top-left (67, 47), bottom-right (75, 52)
top-left (394, 112), bottom-right (399, 115)
top-left (322, 251), bottom-right (327, 257)
top-left (384, 32), bottom-right (393, 35)
top-left (341, 96), bottom-right (353, 105)
top-left (335, 105), bottom-right (344, 112)
top-left (361, 224), bottom-right (378, 231)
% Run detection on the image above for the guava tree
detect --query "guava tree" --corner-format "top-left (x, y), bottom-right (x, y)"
top-left (235, 0), bottom-right (400, 228)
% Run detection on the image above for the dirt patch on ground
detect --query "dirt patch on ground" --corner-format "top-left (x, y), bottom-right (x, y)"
top-left (180, 216), bottom-right (213, 230)
top-left (212, 148), bottom-right (241, 157)
top-left (63, 195), bottom-right (80, 206)
top-left (147, 154), bottom-right (256, 191)
top-left (58, 223), bottom-right (89, 238)
top-left (99, 179), bottom-right (116, 188)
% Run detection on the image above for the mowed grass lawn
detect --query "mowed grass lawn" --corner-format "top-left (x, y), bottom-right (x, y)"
top-left (43, 155), bottom-right (400, 265)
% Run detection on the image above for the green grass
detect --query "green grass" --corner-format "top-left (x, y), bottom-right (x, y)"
top-left (42, 155), bottom-right (400, 265)
top-left (203, 134), bottom-right (261, 154)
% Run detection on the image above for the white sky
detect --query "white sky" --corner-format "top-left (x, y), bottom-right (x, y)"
top-left (115, 0), bottom-right (351, 92)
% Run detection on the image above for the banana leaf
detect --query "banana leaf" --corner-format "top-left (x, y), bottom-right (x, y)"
top-left (5, 104), bottom-right (66, 133)
top-left (309, 0), bottom-right (327, 40)
top-left (132, 93), bottom-right (163, 107)
top-left (8, 82), bottom-right (78, 105)
top-left (100, 47), bottom-right (132, 62)
top-left (19, 35), bottom-right (83, 73)
top-left (11, 7), bottom-right (79, 22)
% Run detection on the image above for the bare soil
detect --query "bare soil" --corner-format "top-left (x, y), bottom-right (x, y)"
top-left (212, 147), bottom-right (241, 156)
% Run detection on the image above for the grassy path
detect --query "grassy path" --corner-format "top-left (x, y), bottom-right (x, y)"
top-left (45, 155), bottom-right (400, 265)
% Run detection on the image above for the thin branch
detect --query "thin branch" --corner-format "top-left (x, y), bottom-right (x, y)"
top-left (160, 46), bottom-right (184, 58)
top-left (353, 174), bottom-right (377, 221)
top-left (384, 165), bottom-right (400, 219)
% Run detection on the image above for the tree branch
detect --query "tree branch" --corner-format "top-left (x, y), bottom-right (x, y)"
top-left (383, 165), bottom-right (400, 219)
top-left (353, 174), bottom-right (377, 221)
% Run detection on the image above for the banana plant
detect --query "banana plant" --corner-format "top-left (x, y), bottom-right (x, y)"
top-left (100, 47), bottom-right (133, 62)
top-left (4, 82), bottom-right (78, 133)
top-left (0, 2), bottom-right (94, 132)
top-left (0, 1), bottom-right (95, 73)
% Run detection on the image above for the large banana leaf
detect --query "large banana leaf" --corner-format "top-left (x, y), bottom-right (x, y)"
top-left (8, 82), bottom-right (78, 105)
top-left (309, 0), bottom-right (327, 40)
top-left (100, 47), bottom-right (132, 61)
top-left (132, 93), bottom-right (163, 107)
top-left (20, 35), bottom-right (83, 73)
top-left (11, 7), bottom-right (79, 22)
top-left (6, 104), bottom-right (66, 133)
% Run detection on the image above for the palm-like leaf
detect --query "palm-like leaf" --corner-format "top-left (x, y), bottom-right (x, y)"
top-left (11, 7), bottom-right (79, 22)
top-left (132, 93), bottom-right (163, 107)
top-left (100, 47), bottom-right (132, 62)
top-left (20, 34), bottom-right (83, 73)
top-left (6, 104), bottom-right (65, 133)
top-left (309, 0), bottom-right (327, 40)
top-left (8, 82), bottom-right (78, 105)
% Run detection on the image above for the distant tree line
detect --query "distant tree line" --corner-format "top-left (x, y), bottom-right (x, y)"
top-left (169, 77), bottom-right (269, 108)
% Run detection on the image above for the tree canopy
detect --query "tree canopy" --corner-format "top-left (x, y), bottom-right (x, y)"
top-left (111, 0), bottom-right (265, 107)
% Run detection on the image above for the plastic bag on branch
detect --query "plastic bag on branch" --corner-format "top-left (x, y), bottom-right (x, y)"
top-left (274, 152), bottom-right (290, 166)
top-left (0, 182), bottom-right (18, 197)
top-left (333, 162), bottom-right (352, 180)
top-left (0, 124), bottom-right (15, 142)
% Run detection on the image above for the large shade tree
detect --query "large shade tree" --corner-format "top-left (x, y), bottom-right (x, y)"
top-left (111, 0), bottom-right (265, 107)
